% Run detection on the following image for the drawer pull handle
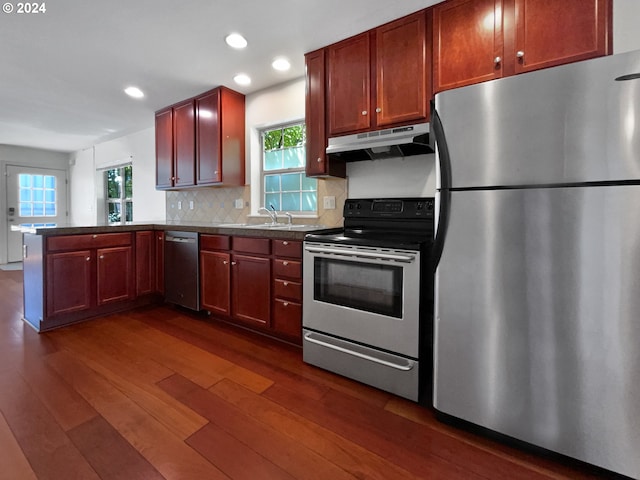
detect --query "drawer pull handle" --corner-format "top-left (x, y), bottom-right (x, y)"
top-left (283, 241), bottom-right (289, 246)
top-left (283, 261), bottom-right (289, 266)
top-left (283, 281), bottom-right (289, 286)
top-left (283, 302), bottom-right (289, 307)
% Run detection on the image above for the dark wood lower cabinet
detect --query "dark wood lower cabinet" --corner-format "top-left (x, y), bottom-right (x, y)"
top-left (97, 246), bottom-right (134, 305)
top-left (46, 250), bottom-right (92, 317)
top-left (200, 250), bottom-right (231, 316)
top-left (231, 254), bottom-right (271, 327)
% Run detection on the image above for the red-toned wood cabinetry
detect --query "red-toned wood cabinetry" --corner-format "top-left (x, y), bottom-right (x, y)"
top-left (433, 0), bottom-right (612, 92)
top-left (45, 233), bottom-right (134, 319)
top-left (327, 11), bottom-right (430, 136)
top-left (304, 49), bottom-right (346, 178)
top-left (272, 239), bottom-right (303, 343)
top-left (231, 237), bottom-right (271, 328)
top-left (155, 86), bottom-right (245, 189)
top-left (200, 234), bottom-right (231, 316)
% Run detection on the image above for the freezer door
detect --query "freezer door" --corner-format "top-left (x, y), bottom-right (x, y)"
top-left (434, 186), bottom-right (640, 479)
top-left (434, 50), bottom-right (640, 188)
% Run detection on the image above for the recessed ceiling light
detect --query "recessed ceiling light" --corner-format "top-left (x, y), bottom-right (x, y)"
top-left (233, 73), bottom-right (251, 86)
top-left (271, 57), bottom-right (291, 71)
top-left (124, 86), bottom-right (144, 99)
top-left (225, 33), bottom-right (247, 49)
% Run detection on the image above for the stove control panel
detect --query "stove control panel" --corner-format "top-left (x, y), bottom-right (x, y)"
top-left (344, 198), bottom-right (434, 218)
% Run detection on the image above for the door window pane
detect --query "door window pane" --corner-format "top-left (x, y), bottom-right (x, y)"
top-left (18, 174), bottom-right (57, 217)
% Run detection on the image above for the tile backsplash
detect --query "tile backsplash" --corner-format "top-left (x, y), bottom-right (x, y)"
top-left (165, 177), bottom-right (347, 227)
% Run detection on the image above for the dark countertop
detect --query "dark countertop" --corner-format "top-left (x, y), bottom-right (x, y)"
top-left (16, 221), bottom-right (334, 241)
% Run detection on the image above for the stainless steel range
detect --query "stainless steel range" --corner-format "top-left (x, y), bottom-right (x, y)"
top-left (303, 198), bottom-right (434, 401)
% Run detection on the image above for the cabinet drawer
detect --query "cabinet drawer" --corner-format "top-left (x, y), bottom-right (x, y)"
top-left (232, 237), bottom-right (270, 255)
top-left (273, 258), bottom-right (301, 279)
top-left (200, 234), bottom-right (230, 251)
top-left (273, 298), bottom-right (302, 340)
top-left (47, 233), bottom-right (132, 252)
top-left (274, 278), bottom-right (302, 302)
top-left (272, 239), bottom-right (302, 258)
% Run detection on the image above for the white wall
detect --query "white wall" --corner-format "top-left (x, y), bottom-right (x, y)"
top-left (0, 145), bottom-right (70, 263)
top-left (69, 127), bottom-right (165, 225)
top-left (614, 0), bottom-right (640, 54)
top-left (245, 78), bottom-right (307, 212)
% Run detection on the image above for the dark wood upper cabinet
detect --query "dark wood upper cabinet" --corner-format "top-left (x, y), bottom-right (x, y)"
top-left (155, 108), bottom-right (174, 189)
top-left (512, 0), bottom-right (612, 75)
top-left (327, 11), bottom-right (430, 136)
top-left (327, 32), bottom-right (372, 136)
top-left (375, 10), bottom-right (430, 128)
top-left (155, 86), bottom-right (245, 190)
top-left (196, 87), bottom-right (245, 186)
top-left (304, 49), bottom-right (346, 178)
top-left (433, 0), bottom-right (504, 93)
top-left (433, 0), bottom-right (612, 93)
top-left (172, 100), bottom-right (196, 188)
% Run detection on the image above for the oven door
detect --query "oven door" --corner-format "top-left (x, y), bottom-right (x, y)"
top-left (303, 242), bottom-right (420, 358)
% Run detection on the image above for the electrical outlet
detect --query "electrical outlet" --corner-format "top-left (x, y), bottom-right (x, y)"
top-left (178, 201), bottom-right (182, 210)
top-left (189, 200), bottom-right (194, 210)
top-left (323, 196), bottom-right (336, 209)
top-left (234, 199), bottom-right (244, 209)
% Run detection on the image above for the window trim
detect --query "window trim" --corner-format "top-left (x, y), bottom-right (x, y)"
top-left (104, 164), bottom-right (133, 225)
top-left (260, 121), bottom-right (317, 215)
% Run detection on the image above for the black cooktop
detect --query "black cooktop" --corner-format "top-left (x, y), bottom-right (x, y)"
top-left (305, 197), bottom-right (434, 250)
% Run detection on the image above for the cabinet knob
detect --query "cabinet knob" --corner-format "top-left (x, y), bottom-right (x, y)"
top-left (223, 260), bottom-right (228, 265)
top-left (283, 281), bottom-right (289, 287)
top-left (361, 110), bottom-right (368, 116)
top-left (516, 51), bottom-right (525, 59)
top-left (231, 261), bottom-right (237, 266)
top-left (283, 302), bottom-right (289, 307)
top-left (99, 255), bottom-right (104, 259)
top-left (283, 261), bottom-right (289, 266)
top-left (86, 257), bottom-right (90, 261)
top-left (375, 107), bottom-right (381, 113)
top-left (92, 234), bottom-right (97, 239)
top-left (283, 241), bottom-right (289, 246)
top-left (316, 157), bottom-right (322, 163)
top-left (494, 56), bottom-right (502, 65)
top-left (214, 170), bottom-right (218, 174)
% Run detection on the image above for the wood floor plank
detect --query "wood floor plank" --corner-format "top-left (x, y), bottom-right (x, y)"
top-left (67, 415), bottom-right (164, 480)
top-left (188, 424), bottom-right (297, 480)
top-left (158, 375), bottom-right (422, 480)
top-left (0, 411), bottom-right (38, 480)
top-left (18, 353), bottom-right (98, 432)
top-left (46, 350), bottom-right (230, 480)
top-left (100, 315), bottom-right (252, 390)
top-left (0, 369), bottom-right (101, 480)
top-left (145, 310), bottom-right (392, 405)
top-left (170, 379), bottom-right (362, 480)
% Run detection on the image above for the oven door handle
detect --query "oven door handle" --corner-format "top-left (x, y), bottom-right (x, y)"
top-left (303, 332), bottom-right (416, 371)
top-left (304, 245), bottom-right (416, 263)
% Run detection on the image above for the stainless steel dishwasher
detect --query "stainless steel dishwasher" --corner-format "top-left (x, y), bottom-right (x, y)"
top-left (164, 231), bottom-right (200, 310)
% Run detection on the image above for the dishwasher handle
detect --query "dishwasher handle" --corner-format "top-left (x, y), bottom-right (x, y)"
top-left (165, 235), bottom-right (196, 243)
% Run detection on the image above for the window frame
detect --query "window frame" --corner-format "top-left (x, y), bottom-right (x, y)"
top-left (105, 164), bottom-right (133, 225)
top-left (260, 121), bottom-right (317, 214)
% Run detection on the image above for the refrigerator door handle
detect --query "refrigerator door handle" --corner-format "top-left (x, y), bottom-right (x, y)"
top-left (431, 107), bottom-right (452, 270)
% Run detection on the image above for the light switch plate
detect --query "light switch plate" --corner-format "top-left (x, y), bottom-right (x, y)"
top-left (323, 196), bottom-right (336, 209)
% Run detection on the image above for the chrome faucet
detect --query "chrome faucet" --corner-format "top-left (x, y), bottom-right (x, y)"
top-left (258, 205), bottom-right (278, 224)
top-left (284, 212), bottom-right (293, 225)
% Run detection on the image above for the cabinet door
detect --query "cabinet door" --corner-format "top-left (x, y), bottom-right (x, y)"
top-left (195, 89), bottom-right (221, 184)
top-left (433, 0), bottom-right (504, 93)
top-left (135, 231), bottom-right (155, 296)
top-left (231, 254), bottom-right (271, 326)
top-left (273, 299), bottom-right (302, 342)
top-left (46, 250), bottom-right (93, 317)
top-left (155, 108), bottom-right (174, 189)
top-left (513, 0), bottom-right (611, 74)
top-left (173, 100), bottom-right (195, 187)
top-left (155, 231), bottom-right (164, 294)
top-left (327, 32), bottom-right (371, 135)
top-left (200, 250), bottom-right (230, 315)
top-left (376, 11), bottom-right (429, 127)
top-left (97, 246), bottom-right (134, 306)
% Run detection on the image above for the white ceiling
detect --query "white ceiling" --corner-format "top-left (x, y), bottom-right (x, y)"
top-left (0, 0), bottom-right (438, 153)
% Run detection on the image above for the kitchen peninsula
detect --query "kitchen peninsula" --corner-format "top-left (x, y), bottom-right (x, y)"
top-left (20, 223), bottom-right (326, 344)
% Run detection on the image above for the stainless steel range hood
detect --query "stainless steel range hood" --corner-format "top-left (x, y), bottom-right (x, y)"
top-left (326, 122), bottom-right (433, 161)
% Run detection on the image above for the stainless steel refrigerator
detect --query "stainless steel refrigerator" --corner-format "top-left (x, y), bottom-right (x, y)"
top-left (431, 50), bottom-right (640, 479)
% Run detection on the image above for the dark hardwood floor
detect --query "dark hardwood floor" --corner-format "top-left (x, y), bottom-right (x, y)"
top-left (0, 268), bottom-right (617, 479)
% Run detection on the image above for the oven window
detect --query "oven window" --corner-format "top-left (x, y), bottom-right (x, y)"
top-left (313, 257), bottom-right (403, 318)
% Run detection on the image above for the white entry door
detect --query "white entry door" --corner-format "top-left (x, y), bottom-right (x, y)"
top-left (5, 165), bottom-right (68, 262)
